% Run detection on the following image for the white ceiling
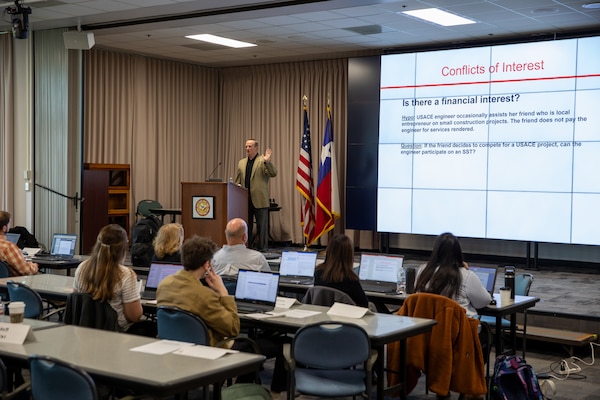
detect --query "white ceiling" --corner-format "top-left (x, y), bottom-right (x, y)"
top-left (1, 0), bottom-right (600, 67)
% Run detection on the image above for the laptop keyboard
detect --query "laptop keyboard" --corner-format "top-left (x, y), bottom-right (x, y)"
top-left (33, 255), bottom-right (74, 262)
top-left (140, 291), bottom-right (157, 300)
top-left (361, 283), bottom-right (397, 293)
top-left (236, 303), bottom-right (274, 314)
top-left (236, 305), bottom-right (262, 314)
top-left (279, 276), bottom-right (313, 285)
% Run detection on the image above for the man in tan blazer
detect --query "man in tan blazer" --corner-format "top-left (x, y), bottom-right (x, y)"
top-left (234, 139), bottom-right (277, 252)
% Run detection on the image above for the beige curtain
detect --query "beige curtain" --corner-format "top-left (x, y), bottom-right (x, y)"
top-left (33, 29), bottom-right (78, 248)
top-left (0, 35), bottom-right (14, 210)
top-left (84, 51), bottom-right (350, 246)
top-left (84, 50), bottom-right (221, 222)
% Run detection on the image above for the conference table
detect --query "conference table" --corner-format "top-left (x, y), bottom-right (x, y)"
top-left (0, 274), bottom-right (74, 303)
top-left (28, 255), bottom-right (85, 276)
top-left (0, 324), bottom-right (265, 398)
top-left (278, 281), bottom-right (407, 305)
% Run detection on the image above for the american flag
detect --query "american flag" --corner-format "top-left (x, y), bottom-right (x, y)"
top-left (296, 106), bottom-right (315, 245)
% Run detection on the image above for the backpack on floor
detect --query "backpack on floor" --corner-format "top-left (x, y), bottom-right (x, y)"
top-left (130, 215), bottom-right (161, 267)
top-left (491, 354), bottom-right (543, 400)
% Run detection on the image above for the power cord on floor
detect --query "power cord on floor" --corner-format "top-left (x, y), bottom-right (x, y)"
top-left (543, 341), bottom-right (599, 381)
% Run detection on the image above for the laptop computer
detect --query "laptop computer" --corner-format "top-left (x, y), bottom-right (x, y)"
top-left (469, 265), bottom-right (498, 294)
top-left (33, 233), bottom-right (77, 261)
top-left (5, 233), bottom-right (20, 245)
top-left (358, 253), bottom-right (404, 293)
top-left (234, 269), bottom-right (280, 314)
top-left (278, 250), bottom-right (317, 285)
top-left (140, 262), bottom-right (184, 300)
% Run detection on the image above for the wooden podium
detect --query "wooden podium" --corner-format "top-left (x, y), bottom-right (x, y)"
top-left (181, 182), bottom-right (248, 246)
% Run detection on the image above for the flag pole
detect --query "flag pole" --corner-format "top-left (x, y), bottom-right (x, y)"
top-left (302, 95), bottom-right (308, 252)
top-left (297, 94), bottom-right (315, 252)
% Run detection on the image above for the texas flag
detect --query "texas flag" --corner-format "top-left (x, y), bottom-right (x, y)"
top-left (314, 106), bottom-right (340, 242)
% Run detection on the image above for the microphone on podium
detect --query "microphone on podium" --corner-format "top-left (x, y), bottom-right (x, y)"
top-left (205, 162), bottom-right (223, 182)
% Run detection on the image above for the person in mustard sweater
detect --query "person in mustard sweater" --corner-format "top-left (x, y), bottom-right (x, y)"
top-left (157, 235), bottom-right (287, 394)
top-left (157, 235), bottom-right (239, 347)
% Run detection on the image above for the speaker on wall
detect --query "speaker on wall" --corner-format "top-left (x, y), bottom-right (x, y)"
top-left (63, 31), bottom-right (95, 50)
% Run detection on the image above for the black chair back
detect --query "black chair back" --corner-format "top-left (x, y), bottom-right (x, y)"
top-left (64, 293), bottom-right (119, 331)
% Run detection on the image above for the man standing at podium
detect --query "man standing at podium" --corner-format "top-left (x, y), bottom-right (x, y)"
top-left (235, 139), bottom-right (277, 252)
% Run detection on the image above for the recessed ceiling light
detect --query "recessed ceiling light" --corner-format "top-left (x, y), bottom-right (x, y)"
top-left (185, 34), bottom-right (256, 48)
top-left (531, 8), bottom-right (559, 15)
top-left (402, 8), bottom-right (476, 27)
top-left (582, 2), bottom-right (600, 9)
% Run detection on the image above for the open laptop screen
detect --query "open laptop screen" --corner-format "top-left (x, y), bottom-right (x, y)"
top-left (469, 266), bottom-right (497, 293)
top-left (145, 262), bottom-right (183, 290)
top-left (279, 251), bottom-right (318, 277)
top-left (5, 233), bottom-right (20, 245)
top-left (235, 270), bottom-right (280, 305)
top-left (358, 253), bottom-right (404, 283)
top-left (50, 234), bottom-right (77, 257)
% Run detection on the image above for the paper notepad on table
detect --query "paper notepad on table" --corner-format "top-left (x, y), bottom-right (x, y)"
top-left (173, 345), bottom-right (237, 360)
top-left (130, 340), bottom-right (193, 355)
top-left (327, 302), bottom-right (373, 319)
top-left (275, 296), bottom-right (301, 309)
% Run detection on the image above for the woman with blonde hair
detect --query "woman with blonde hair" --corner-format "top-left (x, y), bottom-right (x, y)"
top-left (73, 224), bottom-right (143, 331)
top-left (152, 223), bottom-right (184, 263)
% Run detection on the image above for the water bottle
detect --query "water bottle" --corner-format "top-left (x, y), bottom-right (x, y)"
top-left (504, 266), bottom-right (515, 299)
top-left (396, 266), bottom-right (406, 294)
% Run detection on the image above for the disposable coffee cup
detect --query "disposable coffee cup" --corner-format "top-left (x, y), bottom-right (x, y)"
top-left (499, 287), bottom-right (512, 306)
top-left (8, 301), bottom-right (25, 323)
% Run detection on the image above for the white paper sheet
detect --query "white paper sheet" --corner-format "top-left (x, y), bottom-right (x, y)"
top-left (275, 296), bottom-right (300, 309)
top-left (327, 302), bottom-right (372, 319)
top-left (130, 339), bottom-right (193, 355)
top-left (172, 345), bottom-right (234, 360)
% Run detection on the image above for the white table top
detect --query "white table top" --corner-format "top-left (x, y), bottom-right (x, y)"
top-left (240, 303), bottom-right (436, 346)
top-left (0, 324), bottom-right (264, 397)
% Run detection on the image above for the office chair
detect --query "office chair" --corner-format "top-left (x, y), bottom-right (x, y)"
top-left (63, 293), bottom-right (119, 331)
top-left (157, 306), bottom-right (261, 398)
top-left (156, 306), bottom-right (209, 345)
top-left (0, 357), bottom-right (30, 400)
top-left (135, 199), bottom-right (162, 221)
top-left (29, 355), bottom-right (97, 400)
top-left (284, 321), bottom-right (376, 400)
top-left (302, 286), bottom-right (356, 307)
top-left (6, 281), bottom-right (64, 321)
top-left (302, 286), bottom-right (378, 312)
top-left (157, 305), bottom-right (261, 350)
top-left (0, 262), bottom-right (9, 302)
top-left (0, 262), bottom-right (10, 279)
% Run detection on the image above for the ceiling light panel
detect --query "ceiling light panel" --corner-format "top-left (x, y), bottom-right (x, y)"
top-left (402, 8), bottom-right (477, 26)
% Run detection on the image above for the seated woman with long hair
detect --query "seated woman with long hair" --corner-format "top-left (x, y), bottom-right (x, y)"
top-left (152, 223), bottom-right (184, 263)
top-left (74, 224), bottom-right (143, 331)
top-left (314, 234), bottom-right (369, 307)
top-left (415, 232), bottom-right (491, 317)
